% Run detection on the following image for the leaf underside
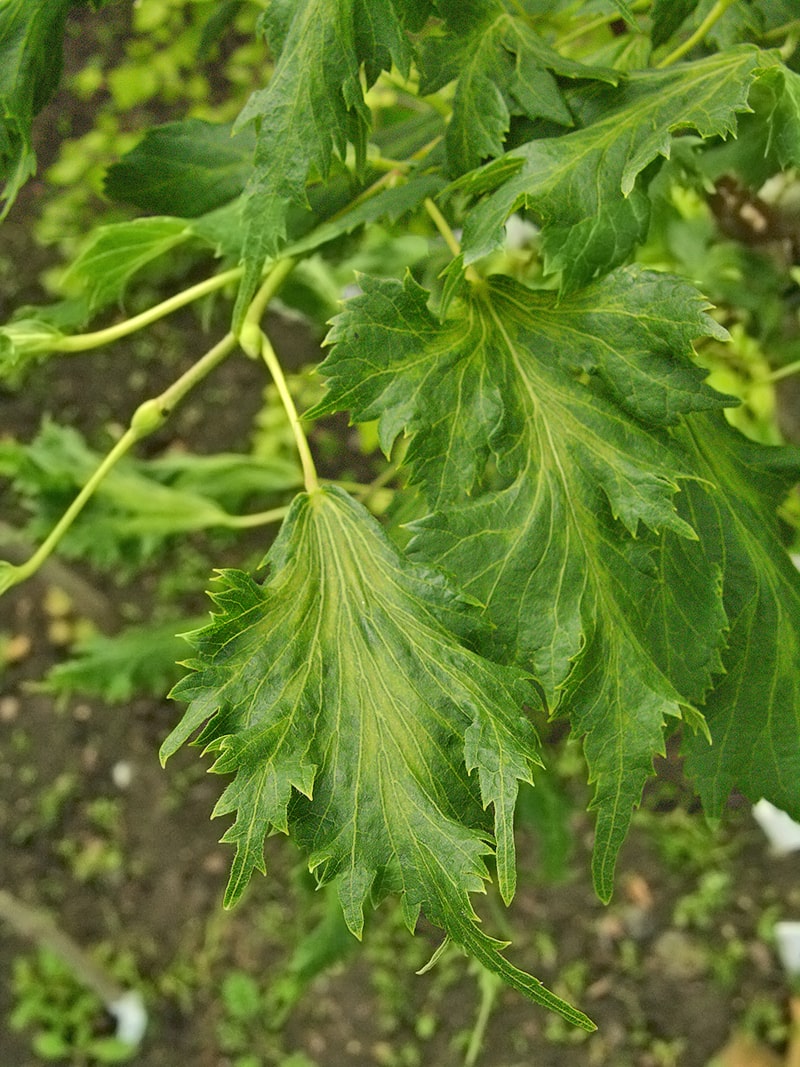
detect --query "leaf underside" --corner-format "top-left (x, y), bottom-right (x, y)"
top-left (162, 487), bottom-right (595, 1030)
top-left (312, 266), bottom-right (738, 901)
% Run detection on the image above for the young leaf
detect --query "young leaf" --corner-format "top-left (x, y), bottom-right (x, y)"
top-left (58, 209), bottom-right (247, 313)
top-left (0, 319), bottom-right (66, 383)
top-left (680, 414), bottom-right (800, 822)
top-left (458, 48), bottom-right (779, 288)
top-left (161, 487), bottom-right (593, 1028)
top-left (59, 218), bottom-right (196, 312)
top-left (417, 0), bottom-right (617, 176)
top-left (104, 119), bottom-right (256, 218)
top-left (312, 267), bottom-right (732, 898)
top-left (0, 422), bottom-right (301, 570)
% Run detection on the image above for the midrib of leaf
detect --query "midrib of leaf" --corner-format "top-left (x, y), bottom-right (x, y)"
top-left (578, 50), bottom-right (758, 193)
top-left (483, 289), bottom-right (685, 693)
top-left (314, 499), bottom-right (482, 822)
top-left (412, 281), bottom-right (712, 898)
top-left (163, 487), bottom-right (590, 1021)
top-left (481, 290), bottom-right (691, 545)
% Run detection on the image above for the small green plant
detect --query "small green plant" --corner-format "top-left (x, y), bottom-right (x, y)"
top-left (673, 870), bottom-right (733, 931)
top-left (9, 947), bottom-right (135, 1064)
top-left (3, 0), bottom-right (800, 1048)
top-left (216, 970), bottom-right (267, 1066)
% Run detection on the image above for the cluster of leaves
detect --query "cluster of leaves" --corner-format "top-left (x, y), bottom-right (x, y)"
top-left (3, 0), bottom-right (800, 1033)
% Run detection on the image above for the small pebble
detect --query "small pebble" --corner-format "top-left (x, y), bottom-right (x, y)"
top-left (0, 696), bottom-right (20, 722)
top-left (202, 850), bottom-right (227, 875)
top-left (3, 634), bottom-right (32, 663)
top-left (111, 761), bottom-right (134, 790)
top-left (43, 586), bottom-right (73, 619)
top-left (82, 745), bottom-right (99, 771)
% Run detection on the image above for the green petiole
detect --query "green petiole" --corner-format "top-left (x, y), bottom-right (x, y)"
top-left (0, 331), bottom-right (238, 596)
top-left (656, 0), bottom-right (737, 67)
top-left (0, 254), bottom-right (309, 596)
top-left (56, 267), bottom-right (243, 353)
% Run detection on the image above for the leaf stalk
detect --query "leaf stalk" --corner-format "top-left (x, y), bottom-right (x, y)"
top-left (57, 267), bottom-right (243, 353)
top-left (755, 358), bottom-right (800, 385)
top-left (238, 258), bottom-right (318, 494)
top-left (221, 505), bottom-right (291, 529)
top-left (656, 0), bottom-right (737, 68)
top-left (424, 198), bottom-right (482, 287)
top-left (259, 331), bottom-right (319, 494)
top-left (0, 332), bottom-right (237, 596)
top-left (239, 257), bottom-right (296, 343)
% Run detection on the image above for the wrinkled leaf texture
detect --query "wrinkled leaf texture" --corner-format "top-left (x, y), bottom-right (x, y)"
top-left (417, 0), bottom-right (617, 176)
top-left (311, 266), bottom-right (737, 900)
top-left (104, 119), bottom-right (256, 218)
top-left (162, 486), bottom-right (594, 1029)
top-left (119, 1), bottom-right (800, 1019)
top-left (458, 48), bottom-right (781, 290)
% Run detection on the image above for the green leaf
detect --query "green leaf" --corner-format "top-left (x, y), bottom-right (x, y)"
top-left (458, 47), bottom-right (777, 289)
top-left (233, 0), bottom-right (414, 323)
top-left (417, 0), bottom-right (617, 176)
top-left (0, 0), bottom-right (71, 217)
top-left (198, 0), bottom-right (245, 59)
top-left (698, 65), bottom-right (800, 189)
top-left (32, 1031), bottom-right (72, 1059)
top-left (162, 486), bottom-right (593, 1028)
top-left (312, 267), bottom-right (732, 899)
top-left (58, 209), bottom-right (246, 313)
top-left (104, 119), bottom-right (256, 218)
top-left (680, 414), bottom-right (800, 821)
top-left (705, 0), bottom-right (764, 49)
top-left (40, 617), bottom-right (204, 704)
top-left (0, 319), bottom-right (66, 383)
top-left (284, 171), bottom-right (445, 259)
top-left (0, 422), bottom-right (301, 571)
top-left (59, 218), bottom-right (195, 312)
top-left (749, 66), bottom-right (800, 172)
top-left (610, 0), bottom-right (637, 27)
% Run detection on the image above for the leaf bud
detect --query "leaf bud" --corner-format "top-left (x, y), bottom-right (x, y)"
top-left (130, 397), bottom-right (168, 436)
top-left (238, 321), bottom-right (263, 360)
